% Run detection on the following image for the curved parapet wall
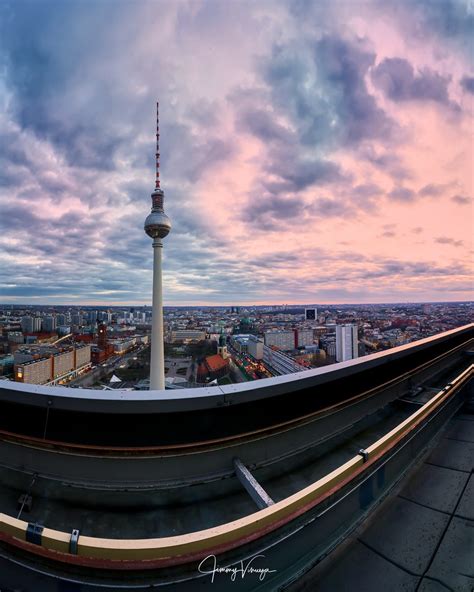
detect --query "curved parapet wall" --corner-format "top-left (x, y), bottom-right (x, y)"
top-left (0, 364), bottom-right (471, 575)
top-left (0, 324), bottom-right (472, 446)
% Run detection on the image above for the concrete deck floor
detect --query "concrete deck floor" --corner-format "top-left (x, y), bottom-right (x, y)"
top-left (290, 410), bottom-right (474, 592)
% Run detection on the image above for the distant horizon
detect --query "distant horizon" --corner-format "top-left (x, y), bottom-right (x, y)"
top-left (1, 299), bottom-right (472, 309)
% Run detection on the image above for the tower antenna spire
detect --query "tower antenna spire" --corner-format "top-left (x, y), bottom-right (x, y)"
top-left (144, 100), bottom-right (171, 390)
top-left (155, 101), bottom-right (160, 189)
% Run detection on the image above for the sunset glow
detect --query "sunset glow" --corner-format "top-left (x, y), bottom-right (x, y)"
top-left (0, 0), bottom-right (472, 305)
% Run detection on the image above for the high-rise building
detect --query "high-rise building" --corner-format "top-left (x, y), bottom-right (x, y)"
top-left (20, 316), bottom-right (33, 334)
top-left (248, 335), bottom-right (264, 360)
top-left (43, 316), bottom-right (57, 332)
top-left (305, 308), bottom-right (317, 321)
top-left (144, 102), bottom-right (171, 390)
top-left (295, 329), bottom-right (313, 348)
top-left (264, 330), bottom-right (295, 351)
top-left (97, 311), bottom-right (112, 322)
top-left (336, 324), bottom-right (359, 362)
top-left (71, 314), bottom-right (83, 326)
top-left (21, 316), bottom-right (41, 333)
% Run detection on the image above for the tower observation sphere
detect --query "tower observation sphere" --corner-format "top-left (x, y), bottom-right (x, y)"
top-left (144, 189), bottom-right (171, 239)
top-left (144, 102), bottom-right (171, 390)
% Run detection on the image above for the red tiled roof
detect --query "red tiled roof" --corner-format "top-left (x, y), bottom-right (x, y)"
top-left (205, 354), bottom-right (228, 372)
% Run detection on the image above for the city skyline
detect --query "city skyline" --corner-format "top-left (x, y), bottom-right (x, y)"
top-left (1, 299), bottom-right (473, 308)
top-left (0, 0), bottom-right (472, 306)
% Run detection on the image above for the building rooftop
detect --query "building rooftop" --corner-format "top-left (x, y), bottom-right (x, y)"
top-left (292, 411), bottom-right (474, 592)
top-left (205, 353), bottom-right (228, 372)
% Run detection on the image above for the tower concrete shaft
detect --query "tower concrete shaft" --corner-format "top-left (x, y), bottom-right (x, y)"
top-left (144, 102), bottom-right (171, 390)
top-left (150, 238), bottom-right (165, 389)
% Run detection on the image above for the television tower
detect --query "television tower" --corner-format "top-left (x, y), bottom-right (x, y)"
top-left (144, 102), bottom-right (171, 390)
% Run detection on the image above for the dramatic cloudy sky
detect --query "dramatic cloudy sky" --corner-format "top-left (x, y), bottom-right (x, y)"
top-left (0, 0), bottom-right (472, 305)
